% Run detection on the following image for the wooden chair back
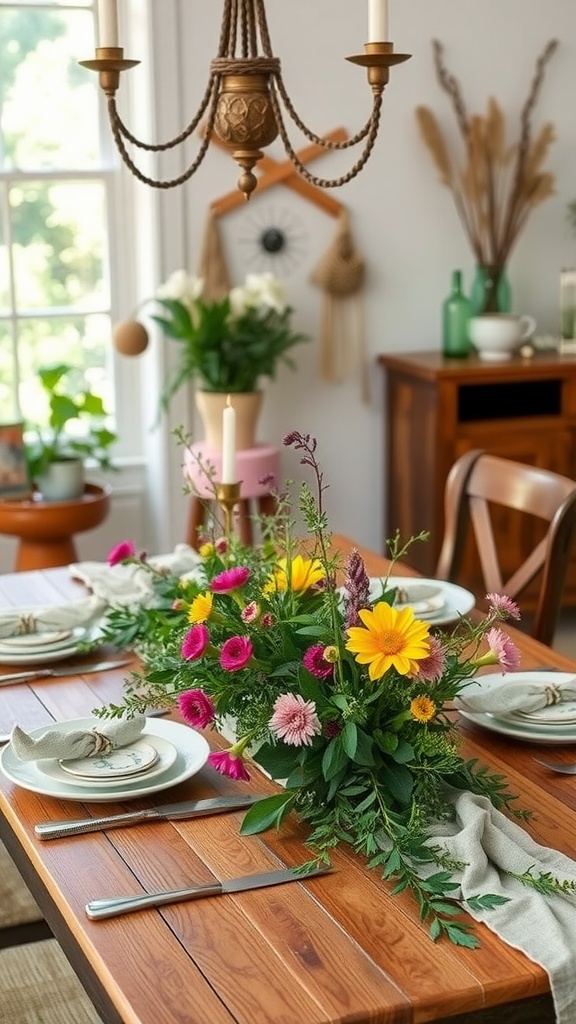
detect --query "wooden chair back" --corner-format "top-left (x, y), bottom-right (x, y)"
top-left (435, 449), bottom-right (576, 646)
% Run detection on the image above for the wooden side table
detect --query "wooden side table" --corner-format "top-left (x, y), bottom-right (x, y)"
top-left (378, 350), bottom-right (576, 606)
top-left (183, 443), bottom-right (280, 548)
top-left (0, 483), bottom-right (111, 571)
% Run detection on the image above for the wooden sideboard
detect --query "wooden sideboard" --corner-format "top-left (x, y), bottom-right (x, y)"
top-left (378, 350), bottom-right (576, 608)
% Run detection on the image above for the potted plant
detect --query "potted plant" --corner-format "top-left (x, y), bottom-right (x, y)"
top-left (26, 363), bottom-right (117, 501)
top-left (126, 271), bottom-right (308, 449)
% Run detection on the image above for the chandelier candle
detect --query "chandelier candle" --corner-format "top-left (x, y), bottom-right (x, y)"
top-left (97, 0), bottom-right (118, 48)
top-left (368, 0), bottom-right (388, 41)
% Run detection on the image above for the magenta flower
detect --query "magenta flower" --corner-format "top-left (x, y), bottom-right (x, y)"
top-left (181, 623), bottom-right (210, 661)
top-left (269, 693), bottom-right (321, 746)
top-left (486, 593), bottom-right (521, 621)
top-left (107, 540), bottom-right (136, 566)
top-left (210, 566), bottom-right (251, 593)
top-left (303, 645), bottom-right (334, 679)
top-left (410, 636), bottom-right (446, 682)
top-left (208, 750), bottom-right (250, 781)
top-left (486, 627), bottom-right (521, 671)
top-left (220, 636), bottom-right (254, 671)
top-left (177, 689), bottom-right (216, 728)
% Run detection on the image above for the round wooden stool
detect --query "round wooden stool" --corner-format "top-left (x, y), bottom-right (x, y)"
top-left (0, 483), bottom-right (111, 570)
top-left (183, 443), bottom-right (280, 548)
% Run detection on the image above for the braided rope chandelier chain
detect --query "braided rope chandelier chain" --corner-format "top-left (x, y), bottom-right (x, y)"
top-left (83, 1), bottom-right (411, 199)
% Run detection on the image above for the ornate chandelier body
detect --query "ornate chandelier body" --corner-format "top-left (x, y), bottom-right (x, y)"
top-left (82, 0), bottom-right (411, 199)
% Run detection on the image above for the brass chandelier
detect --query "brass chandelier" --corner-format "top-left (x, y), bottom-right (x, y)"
top-left (82, 0), bottom-right (411, 200)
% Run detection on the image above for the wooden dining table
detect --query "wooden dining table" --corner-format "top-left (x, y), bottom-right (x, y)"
top-left (0, 535), bottom-right (575, 1024)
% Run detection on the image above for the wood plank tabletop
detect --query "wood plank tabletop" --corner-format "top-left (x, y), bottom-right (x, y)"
top-left (0, 539), bottom-right (574, 1024)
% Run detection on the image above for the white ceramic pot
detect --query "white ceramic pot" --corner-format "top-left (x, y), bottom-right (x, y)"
top-left (36, 459), bottom-right (85, 502)
top-left (469, 313), bottom-right (537, 361)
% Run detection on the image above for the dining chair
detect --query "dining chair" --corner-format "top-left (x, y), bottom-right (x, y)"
top-left (0, 938), bottom-right (102, 1022)
top-left (435, 449), bottom-right (576, 647)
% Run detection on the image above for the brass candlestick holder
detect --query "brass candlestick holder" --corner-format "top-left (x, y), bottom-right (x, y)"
top-left (216, 482), bottom-right (241, 537)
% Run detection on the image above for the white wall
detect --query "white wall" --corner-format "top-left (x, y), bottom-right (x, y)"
top-left (137, 0), bottom-right (574, 558)
top-left (4, 0), bottom-right (571, 573)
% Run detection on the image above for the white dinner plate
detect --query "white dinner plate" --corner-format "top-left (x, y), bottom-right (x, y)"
top-left (0, 627), bottom-right (89, 666)
top-left (36, 735), bottom-right (178, 789)
top-left (458, 672), bottom-right (576, 744)
top-left (368, 577), bottom-right (475, 626)
top-left (0, 630), bottom-right (73, 651)
top-left (0, 718), bottom-right (209, 801)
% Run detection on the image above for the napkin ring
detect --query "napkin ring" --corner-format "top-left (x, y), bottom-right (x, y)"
top-left (91, 730), bottom-right (113, 756)
top-left (544, 684), bottom-right (563, 706)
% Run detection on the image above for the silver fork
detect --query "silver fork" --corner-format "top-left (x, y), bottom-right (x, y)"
top-left (533, 759), bottom-right (576, 774)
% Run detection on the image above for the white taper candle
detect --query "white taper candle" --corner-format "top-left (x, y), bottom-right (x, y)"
top-left (368, 0), bottom-right (388, 41)
top-left (221, 396), bottom-right (237, 484)
top-left (98, 0), bottom-right (119, 47)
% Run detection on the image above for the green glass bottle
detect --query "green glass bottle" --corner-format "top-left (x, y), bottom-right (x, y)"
top-left (442, 270), bottom-right (472, 357)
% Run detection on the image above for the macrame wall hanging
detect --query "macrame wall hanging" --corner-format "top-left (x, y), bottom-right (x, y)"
top-left (208, 129), bottom-right (369, 400)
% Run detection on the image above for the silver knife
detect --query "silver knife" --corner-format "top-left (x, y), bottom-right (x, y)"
top-left (35, 793), bottom-right (265, 840)
top-left (85, 865), bottom-right (331, 919)
top-left (0, 659), bottom-right (133, 685)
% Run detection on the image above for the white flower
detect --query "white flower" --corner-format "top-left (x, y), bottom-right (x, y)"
top-left (157, 270), bottom-right (204, 315)
top-left (229, 272), bottom-right (287, 318)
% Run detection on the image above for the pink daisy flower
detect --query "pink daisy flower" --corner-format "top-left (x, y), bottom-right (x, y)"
top-left (214, 536), bottom-right (229, 555)
top-left (302, 645), bottom-right (334, 679)
top-left (177, 689), bottom-right (216, 729)
top-left (208, 750), bottom-right (250, 781)
top-left (486, 593), bottom-right (521, 621)
top-left (220, 635), bottom-right (254, 671)
top-left (107, 540), bottom-right (136, 566)
top-left (486, 627), bottom-right (521, 672)
top-left (269, 693), bottom-right (321, 746)
top-left (181, 623), bottom-right (210, 661)
top-left (210, 566), bottom-right (251, 593)
top-left (410, 635), bottom-right (446, 682)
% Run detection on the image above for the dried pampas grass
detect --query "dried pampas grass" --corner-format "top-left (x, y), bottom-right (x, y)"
top-left (415, 39), bottom-right (558, 267)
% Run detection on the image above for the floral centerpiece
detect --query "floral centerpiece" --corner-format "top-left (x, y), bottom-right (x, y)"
top-left (415, 39), bottom-right (558, 312)
top-left (143, 269), bottom-right (308, 412)
top-left (94, 431), bottom-right (541, 948)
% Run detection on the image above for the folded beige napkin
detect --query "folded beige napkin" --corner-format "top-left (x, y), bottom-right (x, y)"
top-left (427, 791), bottom-right (576, 1024)
top-left (456, 678), bottom-right (576, 716)
top-left (0, 544), bottom-right (202, 640)
top-left (10, 717), bottom-right (146, 763)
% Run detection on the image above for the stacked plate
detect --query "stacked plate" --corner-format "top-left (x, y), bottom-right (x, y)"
top-left (458, 671), bottom-right (576, 745)
top-left (0, 628), bottom-right (89, 666)
top-left (0, 718), bottom-right (210, 801)
top-left (368, 577), bottom-right (475, 627)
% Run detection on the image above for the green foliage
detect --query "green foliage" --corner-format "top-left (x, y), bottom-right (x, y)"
top-left (148, 272), bottom-right (308, 409)
top-left (25, 363), bottom-right (116, 480)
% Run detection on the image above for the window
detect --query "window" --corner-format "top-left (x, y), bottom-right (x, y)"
top-left (0, 0), bottom-right (117, 436)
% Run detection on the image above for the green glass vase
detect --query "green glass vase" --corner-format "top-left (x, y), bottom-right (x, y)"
top-left (470, 265), bottom-right (512, 314)
top-left (442, 269), bottom-right (472, 357)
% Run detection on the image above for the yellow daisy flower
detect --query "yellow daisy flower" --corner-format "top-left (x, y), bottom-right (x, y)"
top-left (198, 542), bottom-right (214, 558)
top-left (345, 602), bottom-right (430, 681)
top-left (263, 555), bottom-right (325, 595)
top-left (410, 695), bottom-right (437, 723)
top-left (188, 591), bottom-right (214, 623)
